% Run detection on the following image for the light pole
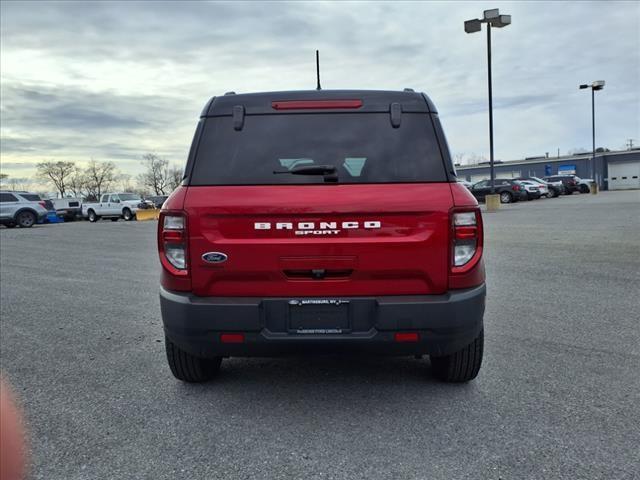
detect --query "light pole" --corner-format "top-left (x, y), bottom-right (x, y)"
top-left (579, 81), bottom-right (605, 183)
top-left (465, 9), bottom-right (511, 196)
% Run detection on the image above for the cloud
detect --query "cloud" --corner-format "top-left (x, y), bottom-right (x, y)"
top-left (0, 0), bottom-right (638, 178)
top-left (0, 161), bottom-right (38, 170)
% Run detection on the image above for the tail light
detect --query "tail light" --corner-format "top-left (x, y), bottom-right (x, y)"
top-left (158, 212), bottom-right (188, 276)
top-left (451, 209), bottom-right (483, 272)
top-left (38, 201), bottom-right (47, 209)
top-left (512, 184), bottom-right (521, 191)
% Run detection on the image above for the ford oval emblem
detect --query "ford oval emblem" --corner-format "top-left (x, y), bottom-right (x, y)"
top-left (202, 252), bottom-right (228, 263)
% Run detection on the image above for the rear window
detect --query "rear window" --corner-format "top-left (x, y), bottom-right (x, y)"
top-left (190, 113), bottom-right (447, 185)
top-left (19, 194), bottom-right (41, 201)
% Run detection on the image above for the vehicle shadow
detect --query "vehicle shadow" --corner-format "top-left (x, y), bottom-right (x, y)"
top-left (161, 356), bottom-right (486, 435)
top-left (170, 354), bottom-right (480, 409)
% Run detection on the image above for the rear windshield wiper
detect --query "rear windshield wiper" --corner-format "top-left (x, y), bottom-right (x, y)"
top-left (273, 165), bottom-right (338, 182)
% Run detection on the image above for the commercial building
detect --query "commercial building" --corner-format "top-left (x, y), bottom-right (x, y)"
top-left (456, 149), bottom-right (640, 190)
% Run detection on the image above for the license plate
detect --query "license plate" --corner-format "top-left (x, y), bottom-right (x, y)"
top-left (288, 299), bottom-right (349, 334)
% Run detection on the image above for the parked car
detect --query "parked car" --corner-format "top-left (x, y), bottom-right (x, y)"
top-left (147, 195), bottom-right (168, 209)
top-left (518, 180), bottom-right (546, 199)
top-left (0, 190), bottom-right (49, 228)
top-left (515, 176), bottom-right (561, 198)
top-left (82, 192), bottom-right (141, 222)
top-left (543, 175), bottom-right (580, 194)
top-left (136, 199), bottom-right (156, 210)
top-left (577, 178), bottom-right (594, 193)
top-left (159, 89), bottom-right (486, 383)
top-left (470, 179), bottom-right (527, 204)
top-left (457, 180), bottom-right (473, 190)
top-left (52, 198), bottom-right (82, 221)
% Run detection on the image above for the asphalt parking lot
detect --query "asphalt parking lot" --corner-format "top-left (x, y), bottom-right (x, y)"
top-left (1, 190), bottom-right (639, 480)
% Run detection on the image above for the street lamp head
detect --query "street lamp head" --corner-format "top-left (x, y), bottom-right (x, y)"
top-left (493, 14), bottom-right (511, 27)
top-left (579, 81), bottom-right (605, 91)
top-left (464, 19), bottom-right (482, 34)
top-left (484, 8), bottom-right (500, 20)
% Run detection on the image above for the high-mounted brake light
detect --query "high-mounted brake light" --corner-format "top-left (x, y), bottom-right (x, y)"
top-left (158, 212), bottom-right (188, 276)
top-left (451, 210), bottom-right (482, 269)
top-left (271, 100), bottom-right (363, 110)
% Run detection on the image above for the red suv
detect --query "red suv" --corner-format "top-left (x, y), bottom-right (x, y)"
top-left (158, 90), bottom-right (485, 383)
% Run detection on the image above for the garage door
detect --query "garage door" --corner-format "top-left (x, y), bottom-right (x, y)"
top-left (608, 161), bottom-right (640, 190)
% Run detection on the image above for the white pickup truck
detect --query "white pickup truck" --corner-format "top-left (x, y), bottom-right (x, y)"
top-left (82, 192), bottom-right (141, 222)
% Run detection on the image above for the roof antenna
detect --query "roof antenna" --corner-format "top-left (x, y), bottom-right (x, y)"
top-left (316, 50), bottom-right (321, 90)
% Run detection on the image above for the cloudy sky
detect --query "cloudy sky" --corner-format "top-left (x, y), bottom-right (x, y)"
top-left (1, 0), bottom-right (639, 180)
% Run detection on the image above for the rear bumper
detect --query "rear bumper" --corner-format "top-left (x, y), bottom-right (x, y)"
top-left (160, 284), bottom-right (485, 358)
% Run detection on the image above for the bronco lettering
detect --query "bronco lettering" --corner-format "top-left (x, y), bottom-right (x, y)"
top-left (254, 221), bottom-right (381, 230)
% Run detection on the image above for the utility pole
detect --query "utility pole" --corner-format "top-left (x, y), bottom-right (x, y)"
top-left (627, 138), bottom-right (635, 150)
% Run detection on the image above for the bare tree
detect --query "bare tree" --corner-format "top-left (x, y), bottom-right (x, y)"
top-left (0, 173), bottom-right (8, 189)
top-left (84, 159), bottom-right (117, 201)
top-left (118, 173), bottom-right (135, 192)
top-left (467, 153), bottom-right (487, 165)
top-left (67, 166), bottom-right (86, 198)
top-left (139, 153), bottom-right (170, 195)
top-left (167, 165), bottom-right (184, 191)
top-left (453, 153), bottom-right (466, 165)
top-left (7, 177), bottom-right (33, 191)
top-left (8, 178), bottom-right (20, 191)
top-left (36, 161), bottom-right (76, 197)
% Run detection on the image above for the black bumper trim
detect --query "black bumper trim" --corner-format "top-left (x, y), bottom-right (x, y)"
top-left (160, 284), bottom-right (485, 358)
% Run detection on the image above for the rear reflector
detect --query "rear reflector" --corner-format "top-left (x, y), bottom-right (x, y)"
top-left (220, 333), bottom-right (245, 344)
top-left (394, 332), bottom-right (419, 343)
top-left (271, 100), bottom-right (363, 110)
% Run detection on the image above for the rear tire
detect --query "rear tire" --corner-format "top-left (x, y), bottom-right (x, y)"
top-left (499, 192), bottom-right (512, 204)
top-left (430, 329), bottom-right (484, 383)
top-left (579, 184), bottom-right (590, 194)
top-left (165, 336), bottom-right (222, 382)
top-left (88, 210), bottom-right (98, 222)
top-left (16, 210), bottom-right (36, 228)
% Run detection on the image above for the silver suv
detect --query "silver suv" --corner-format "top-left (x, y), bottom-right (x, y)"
top-left (0, 190), bottom-right (49, 228)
